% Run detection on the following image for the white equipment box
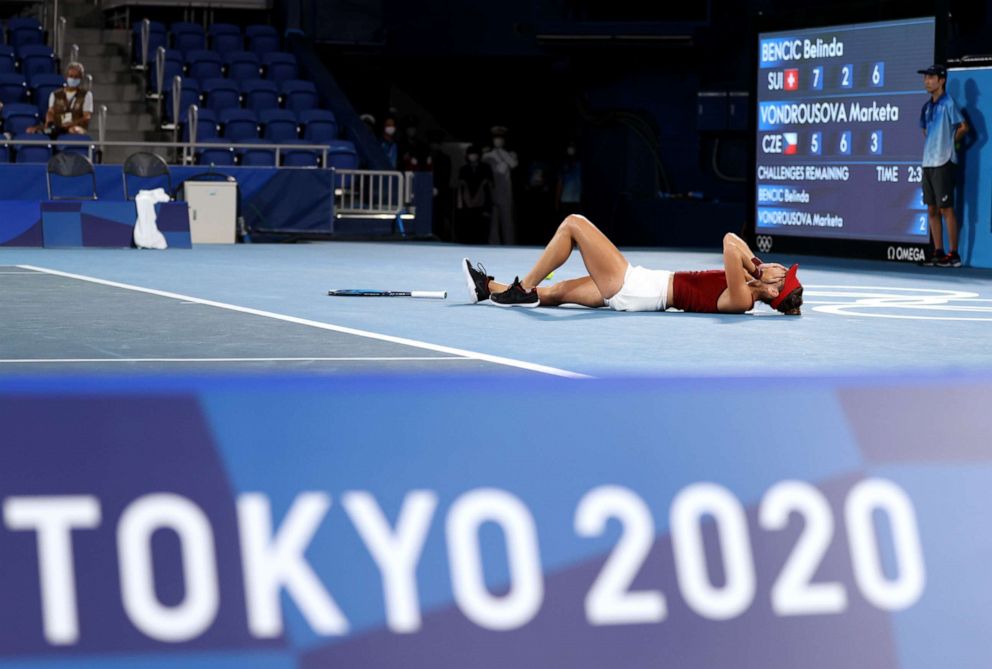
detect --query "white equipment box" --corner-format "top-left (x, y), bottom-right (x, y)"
top-left (185, 180), bottom-right (238, 244)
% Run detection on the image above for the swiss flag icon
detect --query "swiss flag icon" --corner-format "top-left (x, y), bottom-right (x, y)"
top-left (784, 68), bottom-right (799, 91)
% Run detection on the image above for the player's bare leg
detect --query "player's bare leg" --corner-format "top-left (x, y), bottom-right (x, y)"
top-left (488, 275), bottom-right (605, 308)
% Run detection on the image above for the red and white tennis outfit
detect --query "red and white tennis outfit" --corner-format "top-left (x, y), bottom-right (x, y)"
top-left (604, 265), bottom-right (728, 313)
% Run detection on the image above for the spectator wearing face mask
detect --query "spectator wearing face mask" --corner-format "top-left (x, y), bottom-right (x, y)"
top-left (456, 144), bottom-right (493, 244)
top-left (482, 125), bottom-right (518, 245)
top-left (557, 140), bottom-right (582, 218)
top-left (28, 62), bottom-right (93, 137)
top-left (380, 115), bottom-right (399, 169)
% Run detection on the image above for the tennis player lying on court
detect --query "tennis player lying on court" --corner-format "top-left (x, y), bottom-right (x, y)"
top-left (463, 214), bottom-right (803, 315)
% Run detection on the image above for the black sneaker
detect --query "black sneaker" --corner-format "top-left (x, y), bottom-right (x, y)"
top-left (918, 249), bottom-right (945, 267)
top-left (490, 277), bottom-right (540, 308)
top-left (462, 258), bottom-right (493, 303)
top-left (936, 251), bottom-right (962, 268)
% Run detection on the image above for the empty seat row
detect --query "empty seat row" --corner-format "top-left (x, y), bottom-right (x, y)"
top-left (0, 44), bottom-right (56, 77)
top-left (155, 49), bottom-right (297, 89)
top-left (185, 108), bottom-right (338, 142)
top-left (0, 132), bottom-right (93, 163)
top-left (0, 73), bottom-right (63, 115)
top-left (133, 21), bottom-right (280, 61)
top-left (164, 78), bottom-right (318, 121)
top-left (196, 138), bottom-right (357, 169)
top-left (3, 17), bottom-right (45, 49)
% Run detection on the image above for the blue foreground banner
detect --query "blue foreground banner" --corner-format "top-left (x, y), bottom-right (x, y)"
top-left (0, 374), bottom-right (989, 668)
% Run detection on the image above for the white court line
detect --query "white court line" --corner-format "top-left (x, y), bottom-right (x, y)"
top-left (17, 265), bottom-right (591, 379)
top-left (1, 357), bottom-right (470, 364)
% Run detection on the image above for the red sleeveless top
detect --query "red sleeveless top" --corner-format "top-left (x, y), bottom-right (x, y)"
top-left (671, 270), bottom-right (728, 313)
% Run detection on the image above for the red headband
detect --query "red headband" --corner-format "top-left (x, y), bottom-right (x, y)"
top-left (770, 263), bottom-right (801, 310)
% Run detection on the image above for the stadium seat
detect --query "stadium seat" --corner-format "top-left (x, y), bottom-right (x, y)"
top-left (219, 108), bottom-right (259, 140)
top-left (2, 102), bottom-right (38, 134)
top-left (171, 22), bottom-right (206, 54)
top-left (18, 44), bottom-right (56, 78)
top-left (163, 78), bottom-right (200, 124)
top-left (182, 107), bottom-right (219, 141)
top-left (131, 20), bottom-right (166, 65)
top-left (224, 51), bottom-right (261, 83)
top-left (262, 52), bottom-right (297, 83)
top-left (56, 134), bottom-right (94, 157)
top-left (8, 18), bottom-right (43, 49)
top-left (259, 108), bottom-right (298, 141)
top-left (0, 45), bottom-right (16, 73)
top-left (326, 139), bottom-right (359, 170)
top-left (299, 109), bottom-right (338, 142)
top-left (278, 138), bottom-right (320, 168)
top-left (201, 78), bottom-right (240, 113)
top-left (236, 138), bottom-right (276, 166)
top-left (0, 73), bottom-right (28, 104)
top-left (150, 49), bottom-right (183, 95)
top-left (280, 79), bottom-right (317, 112)
top-left (245, 24), bottom-right (279, 55)
top-left (14, 131), bottom-right (51, 163)
top-left (28, 72), bottom-right (64, 89)
top-left (0, 141), bottom-right (9, 163)
top-left (196, 146), bottom-right (235, 166)
top-left (241, 78), bottom-right (279, 112)
top-left (208, 23), bottom-right (242, 54)
top-left (186, 50), bottom-right (223, 83)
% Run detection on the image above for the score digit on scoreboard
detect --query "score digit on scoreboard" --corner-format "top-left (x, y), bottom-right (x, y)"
top-left (755, 18), bottom-right (936, 251)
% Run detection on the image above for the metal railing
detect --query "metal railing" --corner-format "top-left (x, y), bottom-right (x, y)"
top-left (149, 45), bottom-right (166, 101)
top-left (56, 16), bottom-right (66, 60)
top-left (138, 18), bottom-right (151, 71)
top-left (334, 169), bottom-right (412, 218)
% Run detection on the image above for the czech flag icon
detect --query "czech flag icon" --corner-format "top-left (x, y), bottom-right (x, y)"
top-left (783, 132), bottom-right (798, 154)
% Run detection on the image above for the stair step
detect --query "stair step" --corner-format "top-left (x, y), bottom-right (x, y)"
top-left (103, 114), bottom-right (157, 132)
top-left (94, 85), bottom-right (147, 102)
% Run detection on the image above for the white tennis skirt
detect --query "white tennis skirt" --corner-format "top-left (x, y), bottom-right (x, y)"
top-left (604, 264), bottom-right (671, 312)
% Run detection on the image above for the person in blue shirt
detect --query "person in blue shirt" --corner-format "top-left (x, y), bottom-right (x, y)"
top-left (917, 64), bottom-right (969, 267)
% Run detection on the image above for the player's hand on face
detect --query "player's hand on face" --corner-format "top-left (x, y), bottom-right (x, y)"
top-left (760, 263), bottom-right (787, 283)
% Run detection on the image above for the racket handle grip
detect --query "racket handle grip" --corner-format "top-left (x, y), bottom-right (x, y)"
top-left (411, 291), bottom-right (447, 299)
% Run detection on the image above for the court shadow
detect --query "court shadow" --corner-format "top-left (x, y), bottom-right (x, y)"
top-left (949, 77), bottom-right (987, 264)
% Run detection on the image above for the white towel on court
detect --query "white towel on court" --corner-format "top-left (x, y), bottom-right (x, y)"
top-left (133, 188), bottom-right (171, 250)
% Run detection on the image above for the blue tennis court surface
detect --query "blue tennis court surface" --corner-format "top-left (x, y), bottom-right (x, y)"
top-left (2, 242), bottom-right (991, 377)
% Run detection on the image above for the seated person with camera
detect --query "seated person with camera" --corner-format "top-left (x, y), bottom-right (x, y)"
top-left (27, 62), bottom-right (93, 137)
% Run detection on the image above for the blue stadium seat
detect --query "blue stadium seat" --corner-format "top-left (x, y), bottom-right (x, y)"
top-left (245, 24), bottom-right (279, 55)
top-left (259, 108), bottom-right (298, 141)
top-left (163, 78), bottom-right (200, 124)
top-left (186, 50), bottom-right (223, 83)
top-left (0, 45), bottom-right (16, 73)
top-left (280, 79), bottom-right (317, 112)
top-left (8, 18), bottom-right (43, 49)
top-left (182, 107), bottom-right (219, 141)
top-left (28, 72), bottom-right (64, 88)
top-left (56, 134), bottom-right (94, 157)
top-left (299, 109), bottom-right (338, 142)
top-left (236, 138), bottom-right (276, 166)
top-left (278, 138), bottom-right (320, 168)
top-left (219, 108), bottom-right (259, 140)
top-left (0, 141), bottom-right (9, 163)
top-left (0, 73), bottom-right (28, 104)
top-left (150, 49), bottom-right (183, 95)
top-left (326, 139), bottom-right (359, 171)
top-left (18, 44), bottom-right (56, 78)
top-left (2, 102), bottom-right (38, 134)
top-left (131, 20), bottom-right (166, 65)
top-left (241, 78), bottom-right (279, 112)
top-left (196, 146), bottom-right (235, 166)
top-left (201, 78), bottom-right (240, 113)
top-left (224, 51), bottom-right (261, 83)
top-left (14, 131), bottom-right (51, 163)
top-left (208, 23), bottom-right (242, 54)
top-left (262, 52), bottom-right (297, 83)
top-left (171, 22), bottom-right (206, 54)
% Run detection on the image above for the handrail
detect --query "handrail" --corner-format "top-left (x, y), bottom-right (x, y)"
top-left (56, 16), bottom-right (66, 60)
top-left (85, 73), bottom-right (93, 96)
top-left (51, 0), bottom-right (60, 49)
top-left (186, 103), bottom-right (199, 164)
top-left (69, 43), bottom-right (79, 65)
top-left (140, 18), bottom-right (150, 71)
top-left (151, 46), bottom-right (166, 100)
top-left (98, 104), bottom-right (108, 147)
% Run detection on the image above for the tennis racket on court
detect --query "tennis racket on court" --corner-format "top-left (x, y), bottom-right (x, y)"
top-left (327, 289), bottom-right (447, 299)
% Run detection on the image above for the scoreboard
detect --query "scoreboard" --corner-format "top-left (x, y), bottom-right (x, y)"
top-left (755, 18), bottom-right (935, 255)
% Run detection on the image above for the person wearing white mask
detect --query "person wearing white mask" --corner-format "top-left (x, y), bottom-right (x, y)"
top-left (29, 62), bottom-right (93, 136)
top-left (482, 125), bottom-right (518, 244)
top-left (379, 115), bottom-right (399, 169)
